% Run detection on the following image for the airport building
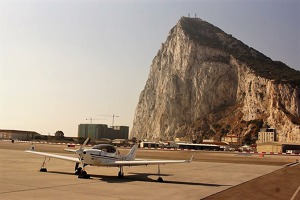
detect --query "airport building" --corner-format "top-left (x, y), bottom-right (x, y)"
top-left (257, 128), bottom-right (277, 143)
top-left (0, 129), bottom-right (40, 140)
top-left (78, 124), bottom-right (129, 140)
top-left (140, 141), bottom-right (227, 151)
top-left (257, 142), bottom-right (300, 153)
top-left (221, 134), bottom-right (242, 147)
top-left (256, 128), bottom-right (300, 153)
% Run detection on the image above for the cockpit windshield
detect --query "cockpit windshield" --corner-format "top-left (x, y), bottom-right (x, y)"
top-left (91, 144), bottom-right (117, 153)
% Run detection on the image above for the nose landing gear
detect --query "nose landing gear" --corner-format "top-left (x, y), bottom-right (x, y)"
top-left (78, 170), bottom-right (90, 179)
top-left (76, 163), bottom-right (90, 179)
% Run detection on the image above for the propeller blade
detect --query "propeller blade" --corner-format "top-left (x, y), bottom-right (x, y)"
top-left (79, 138), bottom-right (90, 151)
top-left (82, 138), bottom-right (90, 147)
top-left (75, 138), bottom-right (90, 162)
top-left (74, 138), bottom-right (90, 173)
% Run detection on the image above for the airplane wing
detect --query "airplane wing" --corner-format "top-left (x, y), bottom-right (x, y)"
top-left (64, 149), bottom-right (77, 153)
top-left (111, 156), bottom-right (193, 166)
top-left (25, 150), bottom-right (80, 163)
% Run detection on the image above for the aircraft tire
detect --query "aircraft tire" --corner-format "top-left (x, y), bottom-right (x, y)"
top-left (118, 171), bottom-right (124, 178)
top-left (78, 170), bottom-right (90, 179)
top-left (157, 177), bottom-right (163, 182)
top-left (40, 168), bottom-right (47, 172)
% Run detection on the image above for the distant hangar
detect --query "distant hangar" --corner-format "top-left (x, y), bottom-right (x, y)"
top-left (0, 129), bottom-right (40, 140)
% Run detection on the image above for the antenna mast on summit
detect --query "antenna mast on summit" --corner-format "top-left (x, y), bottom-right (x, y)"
top-left (195, 13), bottom-right (197, 18)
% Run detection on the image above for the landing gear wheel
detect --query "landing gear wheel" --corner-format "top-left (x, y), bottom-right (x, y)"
top-left (75, 167), bottom-right (82, 175)
top-left (156, 165), bottom-right (163, 182)
top-left (40, 168), bottom-right (47, 172)
top-left (157, 177), bottom-right (163, 182)
top-left (78, 170), bottom-right (90, 179)
top-left (40, 157), bottom-right (48, 172)
top-left (118, 171), bottom-right (124, 178)
top-left (118, 166), bottom-right (124, 178)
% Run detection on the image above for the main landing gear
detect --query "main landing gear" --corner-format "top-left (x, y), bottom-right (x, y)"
top-left (39, 157), bottom-right (48, 172)
top-left (118, 166), bottom-right (124, 178)
top-left (116, 165), bottom-right (163, 182)
top-left (157, 164), bottom-right (163, 182)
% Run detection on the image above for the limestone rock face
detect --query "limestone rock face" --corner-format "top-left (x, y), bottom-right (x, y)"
top-left (131, 17), bottom-right (300, 143)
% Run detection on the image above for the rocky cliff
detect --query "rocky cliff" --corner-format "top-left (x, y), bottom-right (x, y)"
top-left (131, 17), bottom-right (300, 143)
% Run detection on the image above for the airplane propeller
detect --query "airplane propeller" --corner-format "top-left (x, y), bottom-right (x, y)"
top-left (76, 138), bottom-right (89, 158)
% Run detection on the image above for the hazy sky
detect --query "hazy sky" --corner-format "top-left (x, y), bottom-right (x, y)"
top-left (1, 0), bottom-right (299, 137)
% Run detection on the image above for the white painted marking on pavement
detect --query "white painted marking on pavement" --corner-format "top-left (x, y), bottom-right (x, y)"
top-left (290, 185), bottom-right (300, 200)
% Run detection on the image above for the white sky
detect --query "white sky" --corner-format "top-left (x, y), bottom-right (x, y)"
top-left (0, 0), bottom-right (299, 137)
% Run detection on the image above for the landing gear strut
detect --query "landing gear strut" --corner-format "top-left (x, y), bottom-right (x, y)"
top-left (157, 164), bottom-right (163, 182)
top-left (118, 166), bottom-right (124, 178)
top-left (39, 157), bottom-right (48, 172)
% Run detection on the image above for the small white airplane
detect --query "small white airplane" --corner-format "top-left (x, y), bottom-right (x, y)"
top-left (25, 138), bottom-right (193, 182)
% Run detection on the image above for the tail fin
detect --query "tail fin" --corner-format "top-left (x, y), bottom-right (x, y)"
top-left (124, 145), bottom-right (138, 160)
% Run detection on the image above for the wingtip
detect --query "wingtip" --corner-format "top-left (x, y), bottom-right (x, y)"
top-left (28, 146), bottom-right (35, 151)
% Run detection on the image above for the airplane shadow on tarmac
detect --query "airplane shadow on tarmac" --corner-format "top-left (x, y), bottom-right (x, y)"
top-left (47, 171), bottom-right (230, 187)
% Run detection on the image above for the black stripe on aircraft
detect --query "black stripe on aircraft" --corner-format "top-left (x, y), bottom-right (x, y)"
top-left (90, 154), bottom-right (119, 161)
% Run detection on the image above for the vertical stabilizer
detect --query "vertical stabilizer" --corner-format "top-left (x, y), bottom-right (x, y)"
top-left (124, 145), bottom-right (138, 160)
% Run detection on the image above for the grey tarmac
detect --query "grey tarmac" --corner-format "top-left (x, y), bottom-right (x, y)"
top-left (0, 141), bottom-right (298, 200)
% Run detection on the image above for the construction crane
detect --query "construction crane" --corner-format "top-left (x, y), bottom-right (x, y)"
top-left (85, 118), bottom-right (103, 124)
top-left (97, 114), bottom-right (119, 127)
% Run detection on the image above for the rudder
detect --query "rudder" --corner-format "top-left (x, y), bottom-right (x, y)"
top-left (124, 145), bottom-right (138, 160)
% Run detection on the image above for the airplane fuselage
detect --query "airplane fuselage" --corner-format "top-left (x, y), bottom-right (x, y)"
top-left (82, 149), bottom-right (121, 166)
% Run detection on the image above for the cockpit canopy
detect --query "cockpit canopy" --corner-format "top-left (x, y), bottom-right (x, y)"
top-left (91, 144), bottom-right (117, 153)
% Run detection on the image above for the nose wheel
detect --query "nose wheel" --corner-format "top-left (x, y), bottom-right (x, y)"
top-left (78, 170), bottom-right (90, 179)
top-left (76, 164), bottom-right (90, 179)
